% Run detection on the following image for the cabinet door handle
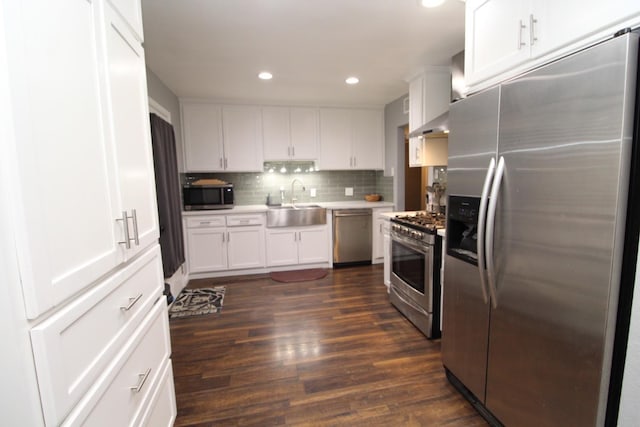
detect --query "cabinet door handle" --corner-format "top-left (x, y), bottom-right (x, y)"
top-left (120, 293), bottom-right (143, 311)
top-left (380, 223), bottom-right (383, 233)
top-left (415, 147), bottom-right (420, 162)
top-left (518, 20), bottom-right (527, 49)
top-left (117, 211), bottom-right (131, 249)
top-left (353, 156), bottom-right (357, 167)
top-left (227, 231), bottom-right (230, 242)
top-left (224, 158), bottom-right (228, 169)
top-left (222, 232), bottom-right (225, 243)
top-left (292, 146), bottom-right (295, 157)
top-left (130, 368), bottom-right (151, 393)
top-left (219, 157), bottom-right (223, 168)
top-left (131, 209), bottom-right (139, 246)
top-left (529, 14), bottom-right (538, 46)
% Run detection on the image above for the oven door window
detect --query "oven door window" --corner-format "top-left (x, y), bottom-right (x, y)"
top-left (392, 239), bottom-right (426, 294)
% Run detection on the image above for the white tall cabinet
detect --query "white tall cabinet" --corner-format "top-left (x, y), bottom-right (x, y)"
top-left (0, 0), bottom-right (175, 425)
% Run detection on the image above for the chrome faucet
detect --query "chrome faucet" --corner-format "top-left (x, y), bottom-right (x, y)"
top-left (290, 178), bottom-right (305, 206)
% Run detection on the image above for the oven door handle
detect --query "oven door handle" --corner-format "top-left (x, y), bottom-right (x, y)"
top-left (486, 156), bottom-right (505, 309)
top-left (477, 157), bottom-right (496, 305)
top-left (391, 285), bottom-right (430, 317)
top-left (391, 233), bottom-right (431, 255)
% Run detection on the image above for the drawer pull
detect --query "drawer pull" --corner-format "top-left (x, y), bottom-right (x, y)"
top-left (120, 293), bottom-right (143, 311)
top-left (200, 221), bottom-right (211, 225)
top-left (130, 368), bottom-right (151, 393)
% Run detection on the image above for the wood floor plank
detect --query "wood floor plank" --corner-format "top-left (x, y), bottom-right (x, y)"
top-left (170, 265), bottom-right (487, 426)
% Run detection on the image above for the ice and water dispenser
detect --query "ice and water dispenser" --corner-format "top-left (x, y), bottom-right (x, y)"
top-left (446, 196), bottom-right (480, 265)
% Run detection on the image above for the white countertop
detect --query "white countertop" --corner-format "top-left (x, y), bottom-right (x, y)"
top-left (182, 201), bottom-right (395, 216)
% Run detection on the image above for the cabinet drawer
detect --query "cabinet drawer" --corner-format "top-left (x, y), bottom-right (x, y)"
top-left (136, 359), bottom-right (177, 427)
top-left (31, 245), bottom-right (163, 426)
top-left (64, 298), bottom-right (172, 426)
top-left (226, 214), bottom-right (265, 226)
top-left (185, 215), bottom-right (226, 228)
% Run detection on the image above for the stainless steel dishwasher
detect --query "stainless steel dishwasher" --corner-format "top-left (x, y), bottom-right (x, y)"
top-left (332, 209), bottom-right (372, 267)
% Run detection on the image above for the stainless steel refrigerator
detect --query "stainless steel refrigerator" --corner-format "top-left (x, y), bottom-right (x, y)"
top-left (442, 32), bottom-right (640, 426)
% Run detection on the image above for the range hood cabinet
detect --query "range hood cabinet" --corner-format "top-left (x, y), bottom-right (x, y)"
top-left (408, 111), bottom-right (449, 138)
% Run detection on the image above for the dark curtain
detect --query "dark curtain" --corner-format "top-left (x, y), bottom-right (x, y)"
top-left (150, 113), bottom-right (185, 278)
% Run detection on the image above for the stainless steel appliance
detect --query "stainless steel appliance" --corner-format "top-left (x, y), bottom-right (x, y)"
top-left (182, 181), bottom-right (234, 210)
top-left (390, 212), bottom-right (445, 338)
top-left (332, 209), bottom-right (372, 266)
top-left (442, 32), bottom-right (640, 426)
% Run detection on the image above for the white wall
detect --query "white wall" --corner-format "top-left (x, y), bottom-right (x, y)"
top-left (384, 93), bottom-right (409, 210)
top-left (146, 68), bottom-right (184, 172)
top-left (618, 242), bottom-right (640, 425)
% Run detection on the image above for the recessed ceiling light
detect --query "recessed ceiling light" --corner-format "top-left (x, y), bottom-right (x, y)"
top-left (258, 71), bottom-right (273, 80)
top-left (345, 76), bottom-right (359, 85)
top-left (421, 0), bottom-right (446, 7)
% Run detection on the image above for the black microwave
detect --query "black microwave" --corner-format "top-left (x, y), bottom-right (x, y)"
top-left (183, 183), bottom-right (234, 210)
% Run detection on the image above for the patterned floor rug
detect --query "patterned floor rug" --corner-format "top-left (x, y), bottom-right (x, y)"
top-left (168, 287), bottom-right (226, 319)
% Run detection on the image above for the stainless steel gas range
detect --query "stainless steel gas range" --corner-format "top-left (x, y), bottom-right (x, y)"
top-left (389, 212), bottom-right (445, 339)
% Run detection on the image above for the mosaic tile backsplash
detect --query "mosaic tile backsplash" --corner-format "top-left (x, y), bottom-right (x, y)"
top-left (183, 169), bottom-right (394, 206)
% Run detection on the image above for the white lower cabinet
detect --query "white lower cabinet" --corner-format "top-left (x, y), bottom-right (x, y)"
top-left (137, 359), bottom-right (177, 427)
top-left (185, 214), bottom-right (266, 273)
top-left (382, 219), bottom-right (391, 290)
top-left (63, 297), bottom-right (173, 426)
top-left (373, 208), bottom-right (392, 263)
top-left (30, 246), bottom-right (164, 426)
top-left (266, 226), bottom-right (330, 267)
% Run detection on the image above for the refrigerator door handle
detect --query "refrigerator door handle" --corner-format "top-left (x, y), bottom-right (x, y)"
top-left (486, 156), bottom-right (505, 308)
top-left (477, 157), bottom-right (496, 305)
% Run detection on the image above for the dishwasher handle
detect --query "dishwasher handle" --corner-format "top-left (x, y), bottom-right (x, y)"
top-left (333, 209), bottom-right (372, 217)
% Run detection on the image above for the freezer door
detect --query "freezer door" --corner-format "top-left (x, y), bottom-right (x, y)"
top-left (442, 87), bottom-right (500, 401)
top-left (485, 34), bottom-right (638, 426)
top-left (447, 86), bottom-right (500, 198)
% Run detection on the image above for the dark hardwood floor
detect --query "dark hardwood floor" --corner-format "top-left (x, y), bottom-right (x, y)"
top-left (169, 264), bottom-right (487, 426)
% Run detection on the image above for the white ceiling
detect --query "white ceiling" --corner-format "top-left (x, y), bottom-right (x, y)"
top-left (141, 0), bottom-right (465, 107)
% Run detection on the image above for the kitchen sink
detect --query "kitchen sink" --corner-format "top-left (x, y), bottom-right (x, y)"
top-left (266, 204), bottom-right (327, 227)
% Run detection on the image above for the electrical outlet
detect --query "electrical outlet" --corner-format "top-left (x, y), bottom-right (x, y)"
top-left (345, 187), bottom-right (354, 196)
top-left (310, 188), bottom-right (317, 197)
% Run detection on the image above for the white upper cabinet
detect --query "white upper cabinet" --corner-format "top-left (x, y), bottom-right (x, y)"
top-left (103, 6), bottom-right (159, 260)
top-left (222, 105), bottom-right (263, 172)
top-left (407, 68), bottom-right (450, 167)
top-left (6, 0), bottom-right (120, 318)
top-left (319, 108), bottom-right (352, 170)
top-left (182, 103), bottom-right (263, 172)
top-left (263, 106), bottom-right (318, 161)
top-left (290, 107), bottom-right (319, 160)
top-left (465, 0), bottom-right (530, 88)
top-left (318, 108), bottom-right (384, 170)
top-left (182, 104), bottom-right (224, 171)
top-left (465, 0), bottom-right (640, 91)
top-left (351, 109), bottom-right (384, 170)
top-left (262, 106), bottom-right (291, 160)
top-left (107, 0), bottom-right (144, 41)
